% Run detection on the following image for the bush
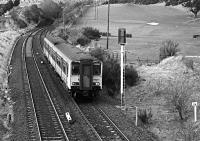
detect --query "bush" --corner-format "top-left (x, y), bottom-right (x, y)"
top-left (90, 48), bottom-right (138, 96)
top-left (138, 108), bottom-right (153, 124)
top-left (125, 65), bottom-right (139, 87)
top-left (21, 5), bottom-right (41, 24)
top-left (10, 8), bottom-right (27, 28)
top-left (83, 27), bottom-right (101, 40)
top-left (76, 36), bottom-right (91, 46)
top-left (165, 77), bottom-right (192, 120)
top-left (135, 0), bottom-right (160, 5)
top-left (176, 122), bottom-right (200, 141)
top-left (159, 40), bottom-right (180, 61)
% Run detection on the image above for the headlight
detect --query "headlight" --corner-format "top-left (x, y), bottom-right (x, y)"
top-left (96, 82), bottom-right (100, 86)
top-left (93, 82), bottom-right (100, 86)
top-left (72, 82), bottom-right (79, 86)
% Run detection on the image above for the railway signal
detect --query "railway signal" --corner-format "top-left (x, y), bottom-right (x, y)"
top-left (118, 28), bottom-right (126, 109)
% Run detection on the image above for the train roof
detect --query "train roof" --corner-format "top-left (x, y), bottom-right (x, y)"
top-left (45, 36), bottom-right (98, 62)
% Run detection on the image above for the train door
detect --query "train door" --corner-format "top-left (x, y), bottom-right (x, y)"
top-left (80, 60), bottom-right (93, 90)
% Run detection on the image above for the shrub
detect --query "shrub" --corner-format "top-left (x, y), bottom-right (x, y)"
top-left (125, 65), bottom-right (139, 87)
top-left (138, 108), bottom-right (153, 124)
top-left (159, 40), bottom-right (180, 61)
top-left (176, 122), bottom-right (200, 141)
top-left (90, 47), bottom-right (107, 62)
top-left (10, 8), bottom-right (27, 28)
top-left (76, 36), bottom-right (91, 46)
top-left (90, 48), bottom-right (138, 96)
top-left (165, 77), bottom-right (192, 120)
top-left (13, 0), bottom-right (20, 7)
top-left (134, 0), bottom-right (160, 5)
top-left (83, 27), bottom-right (101, 40)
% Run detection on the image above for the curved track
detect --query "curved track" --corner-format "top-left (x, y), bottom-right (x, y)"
top-left (25, 29), bottom-right (69, 141)
top-left (9, 29), bottom-right (41, 140)
top-left (27, 28), bottom-right (103, 141)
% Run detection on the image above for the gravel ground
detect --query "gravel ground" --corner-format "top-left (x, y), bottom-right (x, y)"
top-left (96, 95), bottom-right (159, 141)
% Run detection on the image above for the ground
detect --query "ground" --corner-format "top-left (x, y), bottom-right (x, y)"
top-left (75, 3), bottom-right (200, 141)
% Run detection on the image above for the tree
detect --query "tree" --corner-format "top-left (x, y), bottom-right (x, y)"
top-left (39, 0), bottom-right (62, 20)
top-left (13, 0), bottom-right (20, 7)
top-left (165, 76), bottom-right (193, 120)
top-left (183, 0), bottom-right (200, 18)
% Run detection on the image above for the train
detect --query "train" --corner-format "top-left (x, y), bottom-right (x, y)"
top-left (43, 35), bottom-right (103, 98)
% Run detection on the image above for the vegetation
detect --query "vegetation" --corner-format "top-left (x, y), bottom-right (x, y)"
top-left (183, 0), bottom-right (200, 18)
top-left (138, 108), bottom-right (153, 124)
top-left (165, 77), bottom-right (193, 120)
top-left (102, 0), bottom-right (164, 5)
top-left (76, 36), bottom-right (91, 46)
top-left (159, 40), bottom-right (180, 61)
top-left (21, 5), bottom-right (41, 24)
top-left (164, 0), bottom-right (200, 18)
top-left (39, 0), bottom-right (62, 20)
top-left (10, 8), bottom-right (28, 28)
top-left (73, 27), bottom-right (101, 46)
top-left (90, 48), bottom-right (139, 96)
top-left (82, 27), bottom-right (101, 40)
top-left (0, 0), bottom-right (20, 16)
top-left (176, 122), bottom-right (200, 141)
top-left (134, 0), bottom-right (160, 5)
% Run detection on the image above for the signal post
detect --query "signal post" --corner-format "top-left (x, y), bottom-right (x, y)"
top-left (118, 28), bottom-right (126, 109)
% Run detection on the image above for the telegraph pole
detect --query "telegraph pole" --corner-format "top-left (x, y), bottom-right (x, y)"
top-left (106, 0), bottom-right (110, 49)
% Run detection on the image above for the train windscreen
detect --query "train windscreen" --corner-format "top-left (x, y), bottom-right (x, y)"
top-left (93, 63), bottom-right (101, 75)
top-left (72, 62), bottom-right (80, 75)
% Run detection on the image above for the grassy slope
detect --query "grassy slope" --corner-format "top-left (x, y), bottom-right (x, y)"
top-left (75, 3), bottom-right (200, 62)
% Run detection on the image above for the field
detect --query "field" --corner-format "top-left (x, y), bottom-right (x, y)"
top-left (75, 3), bottom-right (200, 141)
top-left (75, 3), bottom-right (200, 62)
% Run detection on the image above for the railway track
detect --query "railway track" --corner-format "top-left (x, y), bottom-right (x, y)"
top-left (9, 29), bottom-right (42, 140)
top-left (77, 102), bottom-right (130, 141)
top-left (31, 28), bottom-right (131, 141)
top-left (25, 29), bottom-right (69, 140)
top-left (23, 29), bottom-right (104, 141)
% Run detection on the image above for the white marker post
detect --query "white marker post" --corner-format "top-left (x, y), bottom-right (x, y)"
top-left (118, 28), bottom-right (126, 109)
top-left (65, 112), bottom-right (72, 122)
top-left (192, 102), bottom-right (198, 122)
top-left (135, 106), bottom-right (138, 126)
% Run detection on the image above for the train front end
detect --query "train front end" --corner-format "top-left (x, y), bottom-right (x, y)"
top-left (70, 59), bottom-right (102, 98)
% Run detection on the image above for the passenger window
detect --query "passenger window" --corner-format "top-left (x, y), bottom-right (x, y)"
top-left (72, 63), bottom-right (80, 75)
top-left (63, 62), bottom-right (68, 76)
top-left (93, 64), bottom-right (101, 75)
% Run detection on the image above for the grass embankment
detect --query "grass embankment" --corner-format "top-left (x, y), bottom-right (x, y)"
top-left (0, 25), bottom-right (35, 140)
top-left (125, 55), bottom-right (200, 140)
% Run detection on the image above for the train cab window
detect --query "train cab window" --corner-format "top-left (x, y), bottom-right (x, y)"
top-left (93, 63), bottom-right (101, 75)
top-left (72, 62), bottom-right (80, 75)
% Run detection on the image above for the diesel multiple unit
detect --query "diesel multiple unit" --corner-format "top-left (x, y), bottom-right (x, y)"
top-left (43, 36), bottom-right (102, 98)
